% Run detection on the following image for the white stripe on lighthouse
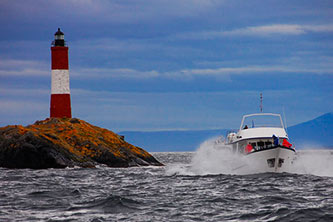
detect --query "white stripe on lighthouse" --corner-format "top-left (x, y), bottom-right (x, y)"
top-left (51, 69), bottom-right (70, 94)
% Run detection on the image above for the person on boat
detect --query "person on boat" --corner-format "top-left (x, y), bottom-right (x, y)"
top-left (282, 139), bottom-right (292, 148)
top-left (243, 125), bottom-right (248, 129)
top-left (245, 144), bottom-right (253, 153)
top-left (273, 135), bottom-right (279, 146)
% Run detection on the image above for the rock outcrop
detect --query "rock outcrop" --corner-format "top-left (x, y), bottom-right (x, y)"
top-left (0, 118), bottom-right (163, 169)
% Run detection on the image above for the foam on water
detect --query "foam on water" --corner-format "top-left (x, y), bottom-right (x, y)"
top-left (290, 149), bottom-right (333, 177)
top-left (166, 137), bottom-right (333, 177)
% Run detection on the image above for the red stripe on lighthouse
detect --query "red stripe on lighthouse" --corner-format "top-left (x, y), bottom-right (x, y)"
top-left (51, 47), bottom-right (69, 69)
top-left (50, 94), bottom-right (72, 118)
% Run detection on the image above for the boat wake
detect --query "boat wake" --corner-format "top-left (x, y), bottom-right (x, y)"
top-left (189, 137), bottom-right (248, 175)
top-left (290, 149), bottom-right (333, 177)
top-left (166, 137), bottom-right (251, 176)
top-left (166, 137), bottom-right (333, 177)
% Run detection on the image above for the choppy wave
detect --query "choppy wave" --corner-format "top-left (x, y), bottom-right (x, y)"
top-left (68, 194), bottom-right (143, 214)
top-left (0, 149), bottom-right (332, 221)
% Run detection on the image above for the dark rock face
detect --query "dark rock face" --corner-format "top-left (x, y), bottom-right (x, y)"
top-left (0, 118), bottom-right (163, 169)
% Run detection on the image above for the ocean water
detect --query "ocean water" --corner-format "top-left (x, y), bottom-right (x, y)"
top-left (1, 143), bottom-right (333, 221)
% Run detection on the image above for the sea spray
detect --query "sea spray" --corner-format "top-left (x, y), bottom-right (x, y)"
top-left (190, 137), bottom-right (242, 175)
top-left (166, 137), bottom-right (251, 175)
top-left (291, 149), bottom-right (333, 177)
top-left (165, 137), bottom-right (333, 177)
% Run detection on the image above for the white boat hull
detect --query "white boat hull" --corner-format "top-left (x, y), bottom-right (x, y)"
top-left (232, 147), bottom-right (296, 174)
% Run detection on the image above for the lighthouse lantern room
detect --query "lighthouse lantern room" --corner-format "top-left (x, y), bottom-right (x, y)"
top-left (50, 28), bottom-right (72, 118)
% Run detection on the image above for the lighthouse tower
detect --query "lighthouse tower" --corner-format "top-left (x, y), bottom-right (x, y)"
top-left (50, 28), bottom-right (72, 118)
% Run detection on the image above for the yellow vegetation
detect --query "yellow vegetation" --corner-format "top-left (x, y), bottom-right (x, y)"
top-left (0, 118), bottom-right (152, 161)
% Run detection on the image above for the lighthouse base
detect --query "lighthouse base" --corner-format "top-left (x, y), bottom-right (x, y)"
top-left (50, 94), bottom-right (72, 118)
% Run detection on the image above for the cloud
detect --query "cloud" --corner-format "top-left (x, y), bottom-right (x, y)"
top-left (241, 24), bottom-right (333, 36)
top-left (0, 59), bottom-right (48, 77)
top-left (0, 0), bottom-right (225, 24)
top-left (1, 85), bottom-right (332, 131)
top-left (61, 88), bottom-right (333, 131)
top-left (235, 24), bottom-right (306, 35)
top-left (69, 63), bottom-right (333, 83)
top-left (0, 100), bottom-right (48, 126)
top-left (303, 24), bottom-right (333, 32)
top-left (170, 65), bottom-right (333, 77)
top-left (175, 24), bottom-right (333, 39)
top-left (0, 87), bottom-right (49, 97)
top-left (71, 38), bottom-right (167, 54)
top-left (0, 92), bottom-right (49, 126)
top-left (71, 68), bottom-right (159, 79)
top-left (69, 89), bottom-right (242, 131)
top-left (79, 64), bottom-right (333, 80)
top-left (0, 100), bottom-right (46, 113)
top-left (1, 57), bottom-right (332, 80)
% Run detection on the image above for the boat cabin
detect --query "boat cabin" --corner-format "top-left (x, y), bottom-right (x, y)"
top-left (227, 113), bottom-right (291, 154)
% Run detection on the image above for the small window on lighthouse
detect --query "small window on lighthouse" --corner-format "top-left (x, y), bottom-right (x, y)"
top-left (55, 35), bottom-right (64, 40)
top-left (55, 28), bottom-right (64, 40)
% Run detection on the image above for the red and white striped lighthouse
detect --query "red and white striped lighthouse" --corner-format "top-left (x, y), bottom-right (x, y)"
top-left (50, 28), bottom-right (72, 118)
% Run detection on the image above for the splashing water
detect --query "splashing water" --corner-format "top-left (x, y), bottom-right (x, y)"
top-left (290, 150), bottom-right (333, 177)
top-left (166, 137), bottom-right (253, 176)
top-left (189, 137), bottom-right (246, 175)
top-left (166, 137), bottom-right (333, 177)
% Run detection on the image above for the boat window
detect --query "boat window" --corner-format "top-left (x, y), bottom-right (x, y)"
top-left (257, 141), bottom-right (264, 149)
top-left (265, 141), bottom-right (272, 148)
top-left (267, 158), bottom-right (275, 168)
top-left (278, 158), bottom-right (284, 168)
top-left (241, 114), bottom-right (283, 129)
top-left (239, 142), bottom-right (247, 154)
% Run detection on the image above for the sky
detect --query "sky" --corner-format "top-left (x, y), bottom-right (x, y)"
top-left (0, 0), bottom-right (332, 132)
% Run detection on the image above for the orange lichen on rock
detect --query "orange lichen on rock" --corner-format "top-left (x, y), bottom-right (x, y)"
top-left (0, 118), bottom-right (163, 169)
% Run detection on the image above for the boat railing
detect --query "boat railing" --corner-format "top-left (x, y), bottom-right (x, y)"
top-left (240, 113), bottom-right (285, 130)
top-left (225, 129), bottom-right (238, 143)
top-left (226, 129), bottom-right (237, 137)
top-left (242, 124), bottom-right (284, 129)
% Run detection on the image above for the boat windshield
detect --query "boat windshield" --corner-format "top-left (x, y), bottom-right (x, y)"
top-left (240, 113), bottom-right (284, 129)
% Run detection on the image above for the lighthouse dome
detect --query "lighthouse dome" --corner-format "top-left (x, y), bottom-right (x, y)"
top-left (54, 28), bottom-right (64, 36)
top-left (52, 28), bottom-right (66, 46)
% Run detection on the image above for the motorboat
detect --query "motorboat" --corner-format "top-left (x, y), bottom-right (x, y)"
top-left (225, 113), bottom-right (296, 173)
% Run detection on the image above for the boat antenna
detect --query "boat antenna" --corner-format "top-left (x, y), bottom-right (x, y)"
top-left (260, 93), bottom-right (263, 113)
top-left (283, 106), bottom-right (288, 133)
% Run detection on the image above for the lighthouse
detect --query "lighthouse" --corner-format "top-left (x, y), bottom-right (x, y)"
top-left (50, 28), bottom-right (72, 118)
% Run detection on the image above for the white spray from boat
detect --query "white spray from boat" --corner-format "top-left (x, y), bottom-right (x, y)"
top-left (166, 137), bottom-right (333, 177)
top-left (166, 137), bottom-right (258, 176)
top-left (189, 137), bottom-right (248, 175)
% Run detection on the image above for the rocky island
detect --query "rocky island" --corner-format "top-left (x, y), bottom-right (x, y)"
top-left (0, 118), bottom-right (163, 169)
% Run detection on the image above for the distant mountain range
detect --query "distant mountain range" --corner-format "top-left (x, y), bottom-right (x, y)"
top-left (287, 112), bottom-right (333, 149)
top-left (119, 112), bottom-right (333, 152)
